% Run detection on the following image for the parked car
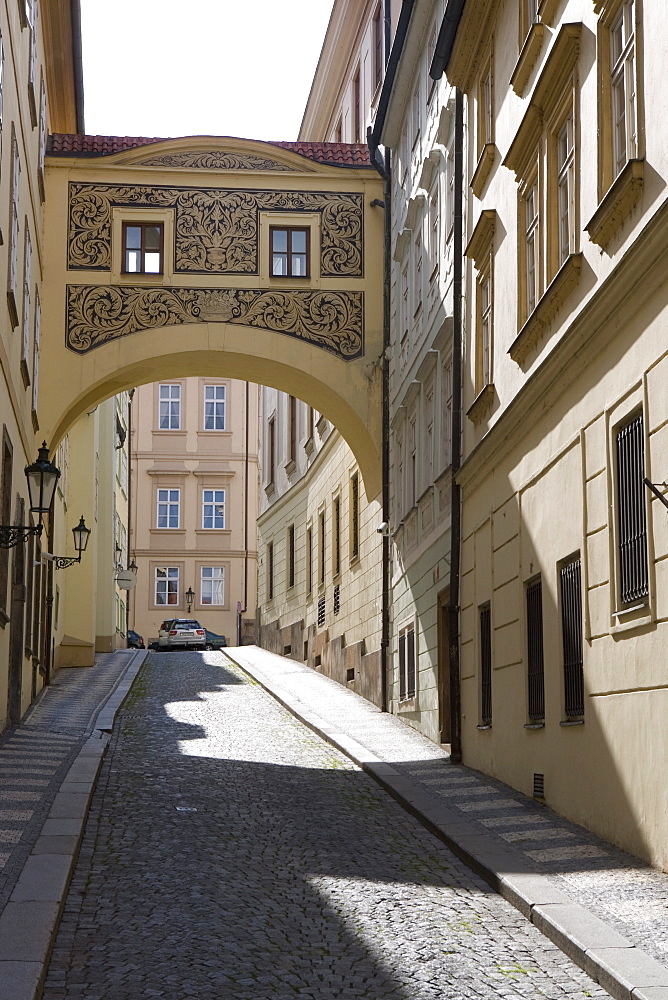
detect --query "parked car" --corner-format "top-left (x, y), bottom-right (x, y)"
top-left (204, 629), bottom-right (227, 650)
top-left (127, 629), bottom-right (145, 649)
top-left (158, 619), bottom-right (206, 651)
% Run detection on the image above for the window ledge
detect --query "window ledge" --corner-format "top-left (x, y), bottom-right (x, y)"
top-left (511, 23), bottom-right (546, 97)
top-left (194, 529), bottom-right (231, 536)
top-left (316, 414), bottom-right (328, 436)
top-left (476, 723), bottom-right (492, 731)
top-left (20, 359), bottom-right (30, 390)
top-left (152, 430), bottom-right (187, 438)
top-left (560, 718), bottom-right (584, 727)
top-left (264, 481), bottom-right (276, 498)
top-left (304, 435), bottom-right (315, 457)
top-left (150, 528), bottom-right (186, 534)
top-left (471, 143), bottom-right (496, 199)
top-left (467, 384), bottom-right (495, 424)
top-left (509, 252), bottom-right (583, 366)
top-left (397, 696), bottom-right (417, 711)
top-left (538, 0), bottom-right (560, 24)
top-left (284, 459), bottom-right (297, 477)
top-left (586, 159), bottom-right (644, 249)
top-left (524, 722), bottom-right (545, 729)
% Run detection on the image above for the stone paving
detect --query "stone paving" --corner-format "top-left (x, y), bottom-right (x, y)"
top-left (0, 652), bottom-right (132, 912)
top-left (42, 652), bottom-right (610, 999)
top-left (229, 646), bottom-right (668, 971)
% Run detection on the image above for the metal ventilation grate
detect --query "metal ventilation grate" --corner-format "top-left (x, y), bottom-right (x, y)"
top-left (333, 584), bottom-right (340, 616)
top-left (533, 772), bottom-right (545, 799)
top-left (317, 595), bottom-right (326, 628)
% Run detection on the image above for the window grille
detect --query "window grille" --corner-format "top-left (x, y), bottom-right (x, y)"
top-left (306, 526), bottom-right (313, 594)
top-left (350, 473), bottom-right (359, 559)
top-left (526, 577), bottom-right (545, 721)
top-left (317, 594), bottom-right (326, 628)
top-left (617, 412), bottom-right (649, 604)
top-left (267, 542), bottom-right (274, 601)
top-left (333, 496), bottom-right (341, 577)
top-left (333, 584), bottom-right (340, 616)
top-left (560, 557), bottom-right (584, 717)
top-left (480, 604), bottom-right (492, 725)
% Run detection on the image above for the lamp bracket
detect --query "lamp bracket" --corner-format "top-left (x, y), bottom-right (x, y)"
top-left (0, 524), bottom-right (43, 549)
top-left (53, 555), bottom-right (81, 570)
top-left (644, 478), bottom-right (668, 511)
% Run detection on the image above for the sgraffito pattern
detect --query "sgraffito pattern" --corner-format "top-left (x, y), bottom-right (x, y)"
top-left (67, 183), bottom-right (363, 277)
top-left (133, 151), bottom-right (299, 171)
top-left (66, 285), bottom-right (364, 360)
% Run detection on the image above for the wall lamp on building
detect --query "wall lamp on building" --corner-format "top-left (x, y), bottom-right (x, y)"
top-left (51, 516), bottom-right (92, 570)
top-left (0, 442), bottom-right (61, 548)
top-left (644, 478), bottom-right (668, 511)
top-left (185, 586), bottom-right (195, 613)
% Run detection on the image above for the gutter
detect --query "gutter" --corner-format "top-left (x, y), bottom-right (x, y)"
top-left (369, 0), bottom-right (415, 159)
top-left (70, 0), bottom-right (85, 133)
top-left (429, 0), bottom-right (467, 81)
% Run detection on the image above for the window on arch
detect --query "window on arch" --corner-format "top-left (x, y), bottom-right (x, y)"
top-left (123, 222), bottom-right (164, 274)
top-left (270, 227), bottom-right (309, 277)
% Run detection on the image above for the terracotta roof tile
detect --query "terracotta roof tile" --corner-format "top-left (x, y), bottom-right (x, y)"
top-left (47, 134), bottom-right (372, 167)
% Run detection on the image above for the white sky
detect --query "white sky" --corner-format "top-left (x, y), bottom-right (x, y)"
top-left (80, 1), bottom-right (335, 141)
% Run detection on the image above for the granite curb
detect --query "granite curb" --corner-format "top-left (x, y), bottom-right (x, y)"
top-left (0, 649), bottom-right (147, 1000)
top-left (225, 645), bottom-right (668, 1000)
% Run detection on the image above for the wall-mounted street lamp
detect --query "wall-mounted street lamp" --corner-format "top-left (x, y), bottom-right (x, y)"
top-left (644, 478), bottom-right (668, 511)
top-left (51, 516), bottom-right (92, 569)
top-left (0, 442), bottom-right (61, 548)
top-left (185, 586), bottom-right (195, 613)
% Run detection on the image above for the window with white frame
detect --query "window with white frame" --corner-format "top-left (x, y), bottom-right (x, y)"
top-left (610, 0), bottom-right (636, 179)
top-left (557, 115), bottom-right (575, 266)
top-left (155, 566), bottom-right (179, 605)
top-left (445, 151), bottom-right (455, 238)
top-left (479, 274), bottom-right (492, 389)
top-left (37, 76), bottom-right (46, 199)
top-left (408, 409), bottom-right (417, 509)
top-left (20, 221), bottom-right (31, 382)
top-left (524, 178), bottom-right (540, 316)
top-left (478, 64), bottom-right (493, 156)
top-left (7, 128), bottom-right (20, 327)
top-left (428, 184), bottom-right (439, 289)
top-left (159, 384), bottom-right (181, 429)
top-left (202, 488), bottom-right (225, 529)
top-left (156, 488), bottom-right (180, 529)
top-left (203, 384), bottom-right (226, 430)
top-left (398, 622), bottom-right (416, 701)
top-left (440, 353), bottom-right (453, 470)
top-left (412, 83), bottom-right (421, 150)
top-left (201, 566), bottom-right (225, 605)
top-left (27, 0), bottom-right (37, 123)
top-left (413, 231), bottom-right (423, 323)
top-left (400, 259), bottom-right (409, 366)
top-left (424, 379), bottom-right (435, 488)
top-left (31, 291), bottom-right (40, 419)
top-left (395, 423), bottom-right (405, 520)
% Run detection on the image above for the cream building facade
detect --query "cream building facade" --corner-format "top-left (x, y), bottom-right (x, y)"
top-left (256, 0), bottom-right (399, 707)
top-left (129, 377), bottom-right (259, 646)
top-left (432, 0), bottom-right (668, 868)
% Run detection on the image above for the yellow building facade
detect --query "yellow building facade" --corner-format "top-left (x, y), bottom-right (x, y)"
top-left (434, 0), bottom-right (668, 868)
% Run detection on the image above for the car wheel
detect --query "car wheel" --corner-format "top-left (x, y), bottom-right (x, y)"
top-left (205, 643), bottom-right (214, 650)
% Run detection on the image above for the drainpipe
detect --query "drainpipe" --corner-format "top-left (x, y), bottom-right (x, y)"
top-left (126, 388), bottom-right (134, 637)
top-left (237, 381), bottom-right (250, 646)
top-left (447, 90), bottom-right (464, 763)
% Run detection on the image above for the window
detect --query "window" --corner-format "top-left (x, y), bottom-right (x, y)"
top-left (288, 524), bottom-right (295, 589)
top-left (122, 222), bottom-right (163, 274)
top-left (267, 542), bottom-right (274, 601)
top-left (201, 566), bottom-right (225, 605)
top-left (556, 115), bottom-right (575, 266)
top-left (202, 488), bottom-right (225, 530)
top-left (424, 380), bottom-right (435, 487)
top-left (616, 412), bottom-right (648, 604)
top-left (526, 577), bottom-right (545, 722)
top-left (560, 556), bottom-right (584, 717)
top-left (524, 178), bottom-right (540, 316)
top-left (267, 415), bottom-right (276, 485)
top-left (478, 273), bottom-right (493, 390)
top-left (480, 604), bottom-right (492, 725)
top-left (306, 526), bottom-right (313, 594)
top-left (159, 384), bottom-right (181, 430)
top-left (332, 496), bottom-right (341, 578)
top-left (20, 221), bottom-right (31, 385)
top-left (270, 227), bottom-right (309, 277)
top-left (440, 353), bottom-right (453, 470)
top-left (318, 510), bottom-right (325, 587)
top-left (428, 185), bottom-right (439, 288)
top-left (520, 0), bottom-right (539, 44)
top-left (408, 410), bottom-right (417, 509)
top-left (288, 395), bottom-right (297, 464)
top-left (411, 84), bottom-right (421, 149)
top-left (610, 0), bottom-right (637, 180)
top-left (373, 3), bottom-right (383, 91)
top-left (398, 623), bottom-right (416, 701)
top-left (37, 76), bottom-right (46, 200)
top-left (203, 385), bottom-right (226, 430)
top-left (7, 128), bottom-right (20, 328)
top-left (31, 292), bottom-right (40, 422)
top-left (0, 431), bottom-right (12, 614)
top-left (413, 231), bottom-right (423, 321)
top-left (466, 210), bottom-right (496, 404)
top-left (478, 64), bottom-right (493, 156)
top-left (400, 260), bottom-right (409, 366)
top-left (157, 488), bottom-right (180, 529)
top-left (353, 68), bottom-right (361, 142)
top-left (350, 473), bottom-right (360, 560)
top-left (155, 567), bottom-right (179, 605)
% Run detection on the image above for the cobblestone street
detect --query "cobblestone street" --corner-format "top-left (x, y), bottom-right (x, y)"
top-left (42, 653), bottom-right (609, 999)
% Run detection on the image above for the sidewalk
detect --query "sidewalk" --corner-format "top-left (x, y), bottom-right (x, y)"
top-left (226, 645), bottom-right (668, 1000)
top-left (0, 649), bottom-right (145, 1000)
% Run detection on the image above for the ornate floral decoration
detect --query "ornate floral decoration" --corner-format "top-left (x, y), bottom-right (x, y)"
top-left (68, 183), bottom-right (364, 277)
top-left (66, 285), bottom-right (364, 360)
top-left (133, 151), bottom-right (299, 171)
